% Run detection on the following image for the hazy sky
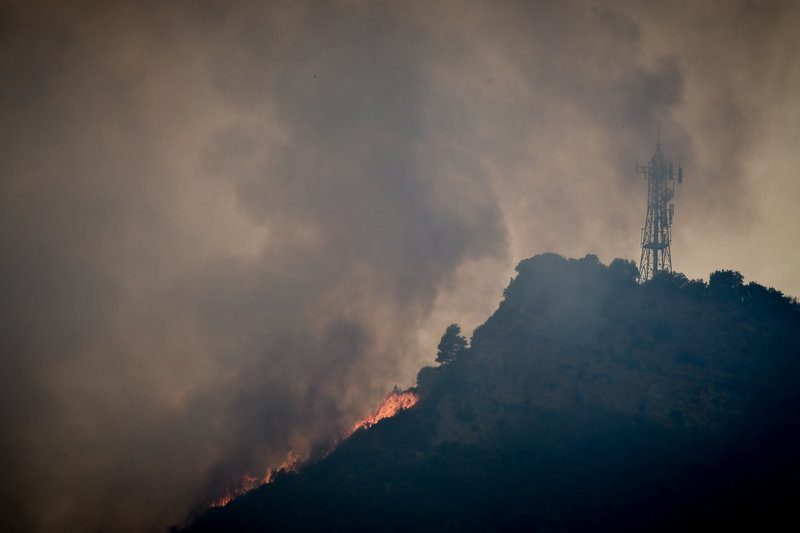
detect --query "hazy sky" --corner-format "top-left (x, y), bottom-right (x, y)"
top-left (1, 1), bottom-right (798, 531)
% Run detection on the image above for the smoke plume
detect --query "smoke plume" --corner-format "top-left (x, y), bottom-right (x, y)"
top-left (0, 1), bottom-right (797, 530)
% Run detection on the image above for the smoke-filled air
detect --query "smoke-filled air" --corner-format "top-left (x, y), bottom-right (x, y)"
top-left (1, 1), bottom-right (798, 531)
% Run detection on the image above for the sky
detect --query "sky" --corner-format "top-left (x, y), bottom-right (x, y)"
top-left (1, 0), bottom-right (799, 531)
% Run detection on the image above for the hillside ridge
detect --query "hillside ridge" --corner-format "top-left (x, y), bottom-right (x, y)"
top-left (186, 253), bottom-right (800, 532)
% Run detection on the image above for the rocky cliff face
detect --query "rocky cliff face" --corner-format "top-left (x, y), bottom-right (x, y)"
top-left (187, 254), bottom-right (800, 532)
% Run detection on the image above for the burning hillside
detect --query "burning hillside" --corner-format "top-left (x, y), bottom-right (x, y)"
top-left (211, 451), bottom-right (301, 508)
top-left (345, 390), bottom-right (419, 438)
top-left (187, 254), bottom-right (800, 532)
top-left (210, 389), bottom-right (418, 508)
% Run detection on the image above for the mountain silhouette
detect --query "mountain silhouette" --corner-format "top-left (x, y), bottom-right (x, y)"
top-left (185, 254), bottom-right (800, 532)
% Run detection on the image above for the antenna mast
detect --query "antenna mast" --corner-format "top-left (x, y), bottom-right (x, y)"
top-left (637, 127), bottom-right (683, 282)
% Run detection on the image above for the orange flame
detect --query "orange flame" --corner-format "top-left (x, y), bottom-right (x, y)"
top-left (210, 451), bottom-right (300, 508)
top-left (344, 390), bottom-right (418, 438)
top-left (209, 390), bottom-right (418, 508)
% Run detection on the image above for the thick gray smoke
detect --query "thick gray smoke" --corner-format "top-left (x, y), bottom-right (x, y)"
top-left (1, 1), bottom-right (797, 531)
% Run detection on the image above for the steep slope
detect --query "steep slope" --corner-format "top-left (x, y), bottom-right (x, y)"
top-left (186, 254), bottom-right (800, 532)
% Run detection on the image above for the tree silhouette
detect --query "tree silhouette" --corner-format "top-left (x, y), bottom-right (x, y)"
top-left (436, 323), bottom-right (467, 365)
top-left (709, 270), bottom-right (745, 301)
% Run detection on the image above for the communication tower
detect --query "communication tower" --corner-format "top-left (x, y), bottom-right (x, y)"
top-left (637, 125), bottom-right (682, 282)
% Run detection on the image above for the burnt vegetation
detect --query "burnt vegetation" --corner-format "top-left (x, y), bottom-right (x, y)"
top-left (186, 254), bottom-right (800, 532)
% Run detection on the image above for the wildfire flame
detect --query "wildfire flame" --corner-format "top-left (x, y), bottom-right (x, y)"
top-left (344, 390), bottom-right (418, 438)
top-left (210, 451), bottom-right (300, 508)
top-left (210, 390), bottom-right (418, 508)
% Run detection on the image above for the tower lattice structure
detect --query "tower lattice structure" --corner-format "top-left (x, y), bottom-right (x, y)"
top-left (637, 131), bottom-right (682, 282)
